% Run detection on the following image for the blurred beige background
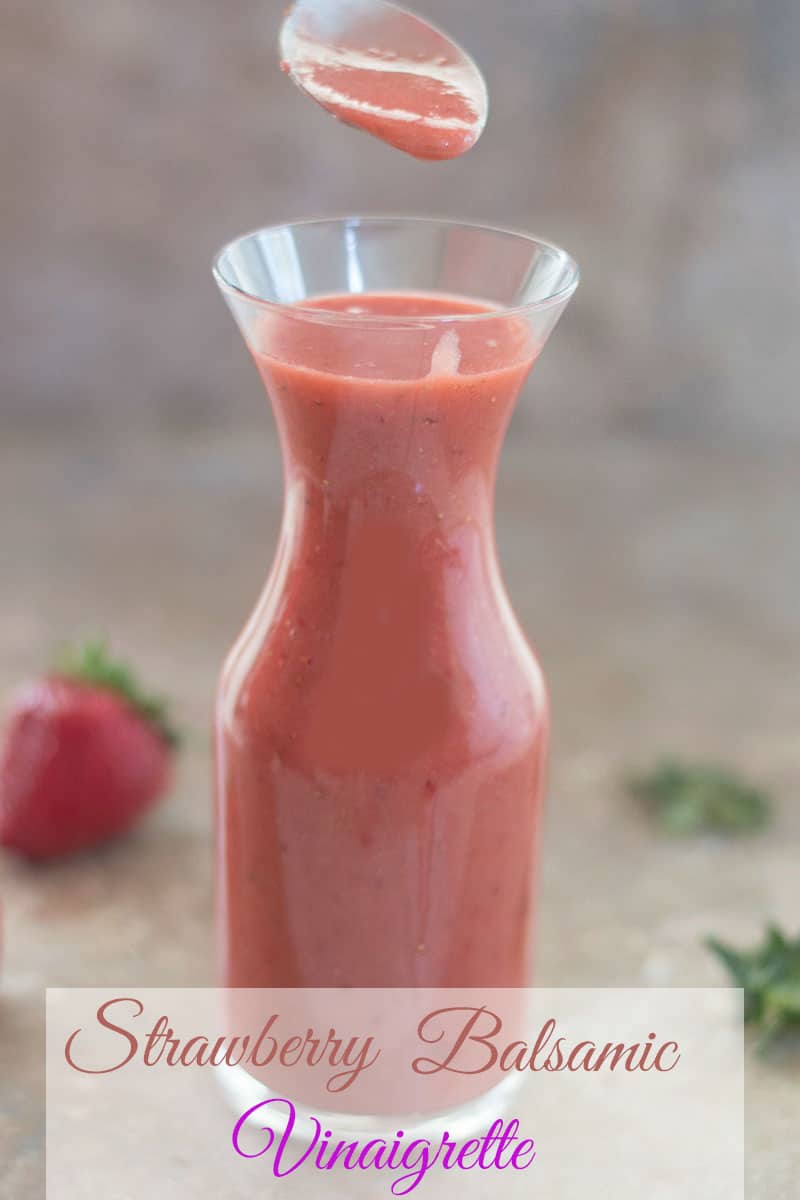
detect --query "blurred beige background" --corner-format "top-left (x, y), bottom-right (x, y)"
top-left (4, 0), bottom-right (799, 440)
top-left (1, 2), bottom-right (798, 1197)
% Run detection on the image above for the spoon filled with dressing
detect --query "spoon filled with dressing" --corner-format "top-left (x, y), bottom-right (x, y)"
top-left (280, 0), bottom-right (489, 160)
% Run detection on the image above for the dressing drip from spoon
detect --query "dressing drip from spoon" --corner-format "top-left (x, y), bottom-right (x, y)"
top-left (280, 0), bottom-right (489, 161)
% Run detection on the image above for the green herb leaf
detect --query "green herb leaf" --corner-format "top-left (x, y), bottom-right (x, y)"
top-left (57, 639), bottom-right (181, 748)
top-left (629, 759), bottom-right (771, 835)
top-left (706, 926), bottom-right (800, 1046)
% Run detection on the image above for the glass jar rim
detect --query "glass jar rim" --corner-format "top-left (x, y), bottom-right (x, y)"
top-left (212, 215), bottom-right (580, 327)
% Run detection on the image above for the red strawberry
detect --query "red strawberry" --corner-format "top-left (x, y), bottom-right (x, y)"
top-left (0, 642), bottom-right (178, 860)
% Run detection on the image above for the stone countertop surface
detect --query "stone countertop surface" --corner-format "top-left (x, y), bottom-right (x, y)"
top-left (0, 426), bottom-right (797, 1196)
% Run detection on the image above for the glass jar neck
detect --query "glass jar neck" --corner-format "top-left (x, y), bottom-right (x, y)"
top-left (280, 466), bottom-right (496, 560)
top-left (251, 317), bottom-right (536, 581)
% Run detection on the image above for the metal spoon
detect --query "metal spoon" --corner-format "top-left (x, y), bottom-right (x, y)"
top-left (280, 0), bottom-right (489, 161)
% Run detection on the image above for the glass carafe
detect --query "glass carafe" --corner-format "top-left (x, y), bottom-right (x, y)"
top-left (213, 218), bottom-right (579, 990)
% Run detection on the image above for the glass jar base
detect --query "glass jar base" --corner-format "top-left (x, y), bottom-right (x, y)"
top-left (215, 1062), bottom-right (524, 1143)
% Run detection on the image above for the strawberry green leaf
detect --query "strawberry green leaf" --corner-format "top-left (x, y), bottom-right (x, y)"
top-left (57, 639), bottom-right (180, 748)
top-left (629, 759), bottom-right (771, 835)
top-left (706, 926), bottom-right (800, 1048)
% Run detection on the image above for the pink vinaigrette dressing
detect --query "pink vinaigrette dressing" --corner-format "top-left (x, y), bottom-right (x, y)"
top-left (216, 292), bottom-right (549, 988)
